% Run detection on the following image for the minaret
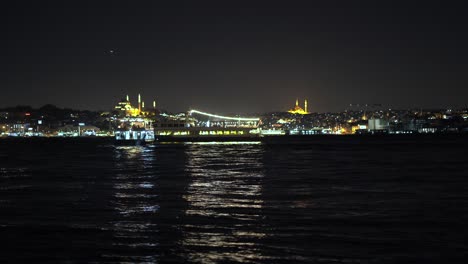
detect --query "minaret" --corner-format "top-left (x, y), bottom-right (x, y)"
top-left (304, 99), bottom-right (308, 113)
top-left (126, 95), bottom-right (129, 102)
top-left (138, 93), bottom-right (141, 113)
top-left (295, 98), bottom-right (299, 107)
top-left (142, 101), bottom-right (145, 109)
top-left (153, 100), bottom-right (156, 109)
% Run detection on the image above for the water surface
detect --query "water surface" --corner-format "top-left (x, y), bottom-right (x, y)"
top-left (1, 136), bottom-right (467, 263)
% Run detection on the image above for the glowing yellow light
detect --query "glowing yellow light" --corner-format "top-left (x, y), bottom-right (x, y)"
top-left (288, 98), bottom-right (310, 115)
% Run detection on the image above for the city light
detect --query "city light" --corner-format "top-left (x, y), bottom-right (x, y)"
top-left (189, 109), bottom-right (260, 121)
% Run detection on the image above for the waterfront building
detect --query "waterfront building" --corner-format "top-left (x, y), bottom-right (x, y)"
top-left (368, 118), bottom-right (389, 131)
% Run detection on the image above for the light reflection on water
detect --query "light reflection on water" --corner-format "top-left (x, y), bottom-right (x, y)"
top-left (2, 137), bottom-right (467, 263)
top-left (109, 145), bottom-right (160, 263)
top-left (184, 141), bottom-right (262, 145)
top-left (181, 143), bottom-right (266, 264)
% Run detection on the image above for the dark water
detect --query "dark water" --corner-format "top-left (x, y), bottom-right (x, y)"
top-left (1, 136), bottom-right (468, 263)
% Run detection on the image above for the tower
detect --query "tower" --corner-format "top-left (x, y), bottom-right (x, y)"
top-left (138, 93), bottom-right (141, 113)
top-left (304, 99), bottom-right (308, 113)
top-left (153, 100), bottom-right (156, 109)
top-left (126, 95), bottom-right (129, 102)
top-left (295, 98), bottom-right (299, 107)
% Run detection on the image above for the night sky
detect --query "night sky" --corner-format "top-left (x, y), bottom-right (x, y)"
top-left (1, 1), bottom-right (467, 113)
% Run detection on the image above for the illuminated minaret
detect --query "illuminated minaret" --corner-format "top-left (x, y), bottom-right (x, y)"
top-left (138, 93), bottom-right (141, 113)
top-left (142, 101), bottom-right (145, 109)
top-left (126, 94), bottom-right (129, 102)
top-left (295, 98), bottom-right (299, 107)
top-left (153, 100), bottom-right (156, 109)
top-left (304, 99), bottom-right (308, 113)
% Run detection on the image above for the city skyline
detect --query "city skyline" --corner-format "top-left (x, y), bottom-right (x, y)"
top-left (2, 1), bottom-right (467, 113)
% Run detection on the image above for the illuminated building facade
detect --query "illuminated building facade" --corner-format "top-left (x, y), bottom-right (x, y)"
top-left (288, 99), bottom-right (310, 115)
top-left (114, 94), bottom-right (155, 117)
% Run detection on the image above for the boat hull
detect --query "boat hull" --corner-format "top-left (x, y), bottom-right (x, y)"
top-left (114, 139), bottom-right (148, 146)
top-left (154, 126), bottom-right (261, 142)
top-left (155, 135), bottom-right (260, 142)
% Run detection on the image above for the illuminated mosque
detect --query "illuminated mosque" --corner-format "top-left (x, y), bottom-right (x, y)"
top-left (114, 94), bottom-right (156, 117)
top-left (288, 99), bottom-right (310, 115)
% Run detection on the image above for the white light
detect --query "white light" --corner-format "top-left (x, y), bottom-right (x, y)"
top-left (189, 109), bottom-right (259, 121)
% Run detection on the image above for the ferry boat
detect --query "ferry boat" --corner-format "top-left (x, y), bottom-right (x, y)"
top-left (114, 117), bottom-right (155, 145)
top-left (154, 110), bottom-right (261, 142)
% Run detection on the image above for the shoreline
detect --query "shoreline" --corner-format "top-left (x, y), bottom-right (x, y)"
top-left (1, 133), bottom-right (467, 144)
